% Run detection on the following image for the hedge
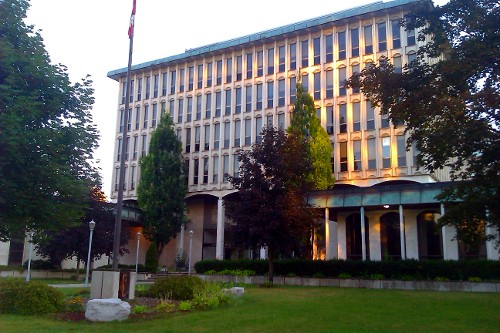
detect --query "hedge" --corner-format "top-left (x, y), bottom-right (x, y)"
top-left (194, 259), bottom-right (500, 281)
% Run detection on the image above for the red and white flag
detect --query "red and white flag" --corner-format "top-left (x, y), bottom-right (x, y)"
top-left (128, 0), bottom-right (136, 38)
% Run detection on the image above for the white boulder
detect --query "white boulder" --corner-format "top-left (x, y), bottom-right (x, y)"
top-left (85, 298), bottom-right (130, 322)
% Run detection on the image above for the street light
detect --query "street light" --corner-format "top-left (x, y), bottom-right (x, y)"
top-left (135, 232), bottom-right (141, 274)
top-left (188, 230), bottom-right (193, 275)
top-left (25, 231), bottom-right (34, 282)
top-left (84, 220), bottom-right (96, 288)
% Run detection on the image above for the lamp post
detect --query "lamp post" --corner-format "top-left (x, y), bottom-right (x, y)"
top-left (84, 220), bottom-right (96, 288)
top-left (188, 230), bottom-right (193, 275)
top-left (135, 232), bottom-right (141, 274)
top-left (25, 231), bottom-right (34, 282)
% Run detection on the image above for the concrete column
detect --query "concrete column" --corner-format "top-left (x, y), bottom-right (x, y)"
top-left (485, 210), bottom-right (499, 260)
top-left (216, 197), bottom-right (225, 260)
top-left (325, 208), bottom-right (338, 260)
top-left (399, 205), bottom-right (406, 259)
top-left (360, 207), bottom-right (366, 261)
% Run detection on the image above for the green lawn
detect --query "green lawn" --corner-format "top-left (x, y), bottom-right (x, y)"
top-left (0, 286), bottom-right (498, 333)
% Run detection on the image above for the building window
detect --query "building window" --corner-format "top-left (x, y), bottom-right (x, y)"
top-left (391, 19), bottom-right (401, 49)
top-left (352, 102), bottom-right (361, 131)
top-left (353, 140), bottom-right (362, 171)
top-left (278, 46), bottom-right (285, 72)
top-left (382, 136), bottom-right (391, 168)
top-left (257, 50), bottom-right (263, 77)
top-left (234, 120), bottom-right (241, 147)
top-left (129, 80), bottom-right (134, 103)
top-left (235, 87), bottom-right (242, 114)
top-left (137, 78), bottom-right (142, 101)
top-left (313, 37), bottom-right (321, 65)
top-left (338, 31), bottom-right (346, 60)
top-left (152, 104), bottom-right (157, 127)
top-left (255, 117), bottom-right (263, 143)
top-left (117, 137), bottom-right (122, 161)
top-left (340, 141), bottom-right (348, 172)
top-left (302, 73), bottom-right (309, 93)
top-left (278, 113), bottom-right (285, 129)
top-left (381, 112), bottom-right (390, 128)
top-left (397, 135), bottom-right (407, 167)
top-left (326, 106), bottom-right (334, 134)
top-left (256, 83), bottom-right (263, 110)
top-left (214, 123), bottom-right (220, 150)
top-left (213, 156), bottom-right (219, 183)
top-left (244, 118), bottom-right (251, 145)
top-left (325, 69), bottom-right (333, 98)
top-left (177, 99), bottom-right (184, 123)
top-left (225, 90), bottom-right (232, 116)
top-left (236, 55), bottom-right (242, 81)
top-left (143, 105), bottom-right (149, 129)
top-left (351, 28), bottom-right (359, 57)
top-left (127, 108), bottom-right (132, 131)
top-left (266, 114), bottom-right (273, 127)
top-left (135, 106), bottom-right (140, 130)
top-left (278, 78), bottom-right (285, 107)
top-left (394, 54), bottom-right (402, 73)
top-left (412, 140), bottom-right (420, 167)
top-left (301, 39), bottom-right (308, 67)
top-left (339, 104), bottom-right (347, 133)
top-left (125, 136), bottom-right (130, 160)
top-left (153, 74), bottom-right (159, 98)
top-left (216, 60), bottom-right (222, 85)
top-left (194, 126), bottom-right (200, 152)
top-left (407, 52), bottom-right (417, 65)
top-left (338, 67), bottom-right (346, 96)
top-left (205, 93), bottom-right (212, 119)
top-left (223, 122), bottom-right (230, 149)
top-left (179, 68), bottom-right (185, 93)
top-left (141, 134), bottom-right (147, 157)
top-left (196, 95), bottom-right (202, 120)
top-left (193, 159), bottom-right (199, 185)
top-left (233, 154), bottom-right (240, 177)
top-left (378, 22), bottom-right (387, 52)
top-left (197, 64), bottom-right (203, 89)
top-left (313, 72), bottom-right (321, 100)
top-left (351, 64), bottom-right (360, 93)
top-left (223, 155), bottom-right (229, 183)
top-left (114, 167), bottom-right (120, 191)
top-left (130, 165), bottom-right (136, 190)
top-left (215, 91), bottom-right (222, 117)
top-left (121, 81), bottom-right (126, 104)
top-left (207, 62), bottom-right (213, 87)
top-left (246, 53), bottom-right (253, 79)
top-left (161, 72), bottom-right (167, 96)
top-left (188, 66), bottom-right (194, 91)
top-left (185, 128), bottom-right (191, 153)
top-left (289, 43), bottom-right (296, 70)
top-left (169, 100), bottom-right (175, 122)
top-left (203, 157), bottom-right (209, 184)
top-left (406, 21), bottom-right (416, 45)
top-left (366, 102), bottom-right (375, 130)
top-left (325, 34), bottom-right (333, 63)
top-left (266, 81), bottom-right (274, 109)
top-left (367, 138), bottom-right (376, 169)
top-left (203, 124), bottom-right (210, 151)
top-left (267, 48), bottom-right (274, 75)
top-left (364, 25), bottom-right (373, 54)
top-left (226, 58), bottom-right (232, 83)
top-left (145, 76), bottom-right (150, 99)
top-left (290, 76), bottom-right (297, 104)
top-left (245, 86), bottom-right (252, 112)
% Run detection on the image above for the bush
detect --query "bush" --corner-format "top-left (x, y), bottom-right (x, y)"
top-left (0, 278), bottom-right (65, 315)
top-left (191, 283), bottom-right (229, 310)
top-left (148, 276), bottom-right (205, 300)
top-left (23, 260), bottom-right (56, 270)
top-left (145, 242), bottom-right (158, 272)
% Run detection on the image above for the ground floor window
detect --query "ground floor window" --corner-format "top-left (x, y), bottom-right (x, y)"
top-left (380, 212), bottom-right (401, 260)
top-left (346, 213), bottom-right (370, 260)
top-left (417, 212), bottom-right (443, 259)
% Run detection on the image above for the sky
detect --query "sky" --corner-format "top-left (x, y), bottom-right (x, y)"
top-left (25, 0), bottom-right (447, 199)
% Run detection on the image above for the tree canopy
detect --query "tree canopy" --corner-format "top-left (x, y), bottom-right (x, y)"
top-left (288, 83), bottom-right (334, 190)
top-left (137, 112), bottom-right (187, 258)
top-left (225, 127), bottom-right (320, 282)
top-left (0, 0), bottom-right (101, 241)
top-left (345, 0), bottom-right (499, 245)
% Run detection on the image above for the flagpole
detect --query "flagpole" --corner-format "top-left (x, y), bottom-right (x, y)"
top-left (113, 0), bottom-right (136, 270)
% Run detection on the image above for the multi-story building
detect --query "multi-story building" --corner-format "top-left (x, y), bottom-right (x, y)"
top-left (106, 0), bottom-right (498, 267)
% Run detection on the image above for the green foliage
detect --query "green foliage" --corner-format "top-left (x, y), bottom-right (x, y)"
top-left (65, 296), bottom-right (84, 313)
top-left (137, 112), bottom-right (187, 257)
top-left (338, 273), bottom-right (352, 279)
top-left (148, 276), bottom-right (205, 301)
top-left (178, 301), bottom-right (192, 311)
top-left (0, 278), bottom-right (64, 315)
top-left (131, 305), bottom-right (149, 314)
top-left (22, 260), bottom-right (56, 270)
top-left (153, 299), bottom-right (176, 313)
top-left (0, 0), bottom-right (101, 241)
top-left (191, 283), bottom-right (229, 310)
top-left (145, 241), bottom-right (158, 272)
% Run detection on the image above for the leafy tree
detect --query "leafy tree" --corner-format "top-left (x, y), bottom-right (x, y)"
top-left (0, 0), bottom-right (100, 241)
top-left (345, 0), bottom-right (499, 245)
top-left (225, 127), bottom-right (320, 283)
top-left (145, 241), bottom-right (159, 272)
top-left (288, 82), bottom-right (334, 190)
top-left (137, 111), bottom-right (187, 259)
top-left (35, 188), bottom-right (130, 275)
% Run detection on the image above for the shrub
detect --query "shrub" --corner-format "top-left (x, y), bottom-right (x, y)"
top-left (178, 301), bottom-right (192, 311)
top-left (23, 260), bottom-right (56, 270)
top-left (191, 283), bottom-right (229, 310)
top-left (145, 242), bottom-right (159, 272)
top-left (131, 305), bottom-right (149, 314)
top-left (65, 296), bottom-right (84, 313)
top-left (148, 276), bottom-right (205, 300)
top-left (338, 273), bottom-right (352, 279)
top-left (0, 278), bottom-right (64, 315)
top-left (154, 299), bottom-right (176, 313)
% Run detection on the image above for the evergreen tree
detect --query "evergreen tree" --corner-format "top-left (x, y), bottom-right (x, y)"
top-left (137, 112), bottom-right (187, 258)
top-left (0, 0), bottom-right (100, 240)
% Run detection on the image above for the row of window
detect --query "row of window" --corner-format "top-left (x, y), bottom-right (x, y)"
top-left (120, 19), bottom-right (415, 104)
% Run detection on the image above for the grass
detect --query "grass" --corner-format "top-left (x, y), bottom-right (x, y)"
top-left (0, 285), bottom-right (498, 333)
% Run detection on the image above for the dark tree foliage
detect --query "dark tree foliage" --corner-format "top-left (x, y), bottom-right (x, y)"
top-left (137, 112), bottom-right (187, 258)
top-left (225, 127), bottom-right (320, 283)
top-left (345, 0), bottom-right (499, 246)
top-left (0, 0), bottom-right (100, 241)
top-left (35, 188), bottom-right (130, 269)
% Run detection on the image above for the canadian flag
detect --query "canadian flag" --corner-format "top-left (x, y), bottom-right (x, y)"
top-left (128, 0), bottom-right (136, 38)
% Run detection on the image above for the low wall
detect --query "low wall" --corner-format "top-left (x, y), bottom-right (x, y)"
top-left (0, 270), bottom-right (150, 282)
top-left (198, 275), bottom-right (500, 293)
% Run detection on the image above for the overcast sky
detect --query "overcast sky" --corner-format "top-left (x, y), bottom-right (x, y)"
top-left (25, 0), bottom-right (447, 199)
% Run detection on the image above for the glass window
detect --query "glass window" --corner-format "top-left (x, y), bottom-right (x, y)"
top-left (339, 104), bottom-right (347, 133)
top-left (193, 159), bottom-right (199, 185)
top-left (215, 91), bottom-right (221, 117)
top-left (226, 58), bottom-right (232, 83)
top-left (233, 154), bottom-right (240, 177)
top-left (205, 93), bottom-right (212, 119)
top-left (185, 128), bottom-right (191, 153)
top-left (196, 95), bottom-right (202, 120)
top-left (367, 138), bottom-right (376, 169)
top-left (289, 43), bottom-right (296, 70)
top-left (121, 81), bottom-right (126, 104)
top-left (302, 73), bottom-right (309, 93)
top-left (179, 68), bottom-right (185, 92)
top-left (326, 69), bottom-right (333, 98)
top-left (267, 48), bottom-right (274, 75)
top-left (340, 141), bottom-right (348, 172)
top-left (338, 67), bottom-right (346, 96)
top-left (137, 78), bottom-right (142, 101)
top-left (397, 135), bottom-right (407, 167)
top-left (234, 120), bottom-right (241, 147)
top-left (266, 114), bottom-right (273, 127)
top-left (412, 140), bottom-right (420, 167)
top-left (207, 62), bottom-right (213, 87)
top-left (338, 31), bottom-right (346, 60)
top-left (256, 83), bottom-right (263, 110)
top-left (236, 55), bottom-right (242, 81)
top-left (235, 87), bottom-right (242, 114)
top-left (364, 25), bottom-right (373, 54)
top-left (301, 40), bottom-right (308, 67)
top-left (278, 78), bottom-right (285, 107)
top-left (203, 124), bottom-right (210, 150)
top-left (350, 28), bottom-right (359, 57)
top-left (135, 105), bottom-right (140, 130)
top-left (391, 19), bottom-right (401, 49)
top-left (188, 66), bottom-right (194, 91)
top-left (186, 97), bottom-right (192, 122)
top-left (278, 46), bottom-right (285, 72)
top-left (325, 34), bottom-right (333, 63)
top-left (382, 136), bottom-right (391, 168)
top-left (290, 76), bottom-right (297, 104)
top-left (266, 81), bottom-right (273, 109)
top-left (313, 37), bottom-right (321, 65)
top-left (245, 86), bottom-right (252, 112)
top-left (216, 60), bottom-right (222, 85)
top-left (194, 126), bottom-right (200, 152)
top-left (130, 165), bottom-right (136, 190)
top-left (255, 117), bottom-right (263, 143)
top-left (170, 71), bottom-right (176, 94)
top-left (353, 140), bottom-right (362, 171)
top-left (213, 156), bottom-right (219, 183)
top-left (127, 108), bottom-right (132, 131)
top-left (143, 105), bottom-right (149, 129)
top-left (352, 64), bottom-right (360, 93)
top-left (145, 76), bottom-right (150, 99)
top-left (246, 53), bottom-right (253, 79)
top-left (117, 137), bottom-right (122, 161)
top-left (278, 113), bottom-right (285, 129)
top-left (257, 50), bottom-right (263, 77)
top-left (141, 134), bottom-right (147, 157)
top-left (352, 102), bottom-right (361, 131)
top-left (223, 155), bottom-right (229, 182)
top-left (177, 99), bottom-right (184, 123)
top-left (381, 112), bottom-right (390, 128)
top-left (203, 157), bottom-right (209, 184)
top-left (313, 72), bottom-right (321, 100)
top-left (152, 104), bottom-right (157, 127)
top-left (326, 106), bottom-right (334, 135)
top-left (197, 64), bottom-right (203, 89)
top-left (225, 90), bottom-right (232, 116)
top-left (393, 55), bottom-right (402, 73)
top-left (244, 118), bottom-right (251, 145)
top-left (366, 101), bottom-right (375, 130)
top-left (223, 122), bottom-right (230, 148)
top-left (153, 74), bottom-right (159, 98)
top-left (214, 123), bottom-right (220, 150)
top-left (128, 80), bottom-right (134, 103)
top-left (378, 22), bottom-right (387, 52)
top-left (407, 26), bottom-right (415, 46)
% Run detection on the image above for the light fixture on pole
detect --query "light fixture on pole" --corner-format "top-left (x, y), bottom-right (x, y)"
top-left (135, 231), bottom-right (141, 274)
top-left (84, 220), bottom-right (96, 288)
top-left (25, 231), bottom-right (34, 282)
top-left (188, 230), bottom-right (194, 275)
